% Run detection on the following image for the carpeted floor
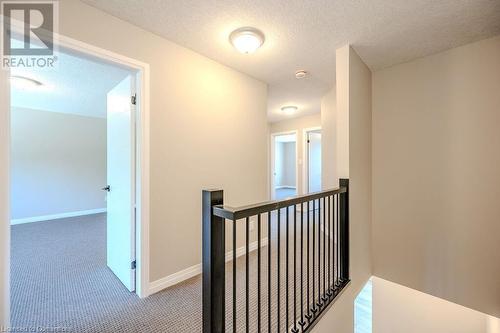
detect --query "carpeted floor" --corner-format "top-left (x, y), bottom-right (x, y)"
top-left (11, 209), bottom-right (339, 332)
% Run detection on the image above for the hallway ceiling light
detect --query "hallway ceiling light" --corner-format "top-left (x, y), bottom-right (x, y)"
top-left (229, 27), bottom-right (265, 54)
top-left (295, 70), bottom-right (308, 79)
top-left (281, 105), bottom-right (298, 115)
top-left (10, 75), bottom-right (43, 90)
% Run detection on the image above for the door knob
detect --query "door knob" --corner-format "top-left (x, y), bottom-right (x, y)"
top-left (102, 185), bottom-right (111, 192)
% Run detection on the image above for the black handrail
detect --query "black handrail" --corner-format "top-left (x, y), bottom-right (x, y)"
top-left (203, 179), bottom-right (350, 333)
top-left (213, 187), bottom-right (347, 220)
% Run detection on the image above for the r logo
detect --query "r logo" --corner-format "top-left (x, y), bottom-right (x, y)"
top-left (2, 1), bottom-right (55, 56)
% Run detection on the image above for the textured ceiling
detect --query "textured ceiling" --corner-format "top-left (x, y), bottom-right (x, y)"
top-left (11, 47), bottom-right (131, 118)
top-left (81, 0), bottom-right (500, 122)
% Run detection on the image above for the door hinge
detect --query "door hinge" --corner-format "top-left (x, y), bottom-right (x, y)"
top-left (131, 94), bottom-right (137, 105)
top-left (131, 260), bottom-right (136, 270)
top-left (307, 139), bottom-right (310, 143)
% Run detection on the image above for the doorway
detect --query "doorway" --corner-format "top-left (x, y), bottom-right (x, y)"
top-left (271, 132), bottom-right (298, 200)
top-left (305, 128), bottom-right (322, 193)
top-left (4, 32), bottom-right (150, 328)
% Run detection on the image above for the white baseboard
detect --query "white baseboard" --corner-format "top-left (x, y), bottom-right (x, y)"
top-left (148, 263), bottom-right (202, 296)
top-left (10, 208), bottom-right (107, 225)
top-left (148, 237), bottom-right (269, 296)
top-left (225, 237), bottom-right (268, 262)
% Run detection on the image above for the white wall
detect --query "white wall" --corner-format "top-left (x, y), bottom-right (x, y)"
top-left (372, 35), bottom-right (500, 318)
top-left (373, 277), bottom-right (488, 333)
top-left (10, 108), bottom-right (106, 222)
top-left (314, 45), bottom-right (373, 333)
top-left (270, 113), bottom-right (321, 195)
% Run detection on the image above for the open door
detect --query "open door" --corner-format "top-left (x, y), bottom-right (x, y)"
top-left (106, 75), bottom-right (136, 292)
top-left (307, 130), bottom-right (322, 193)
top-left (271, 133), bottom-right (297, 200)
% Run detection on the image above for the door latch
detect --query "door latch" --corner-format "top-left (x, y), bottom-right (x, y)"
top-left (102, 185), bottom-right (111, 192)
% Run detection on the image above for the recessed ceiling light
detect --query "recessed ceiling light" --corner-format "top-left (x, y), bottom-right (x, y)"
top-left (10, 75), bottom-right (43, 90)
top-left (229, 27), bottom-right (265, 54)
top-left (295, 70), bottom-right (308, 79)
top-left (281, 106), bottom-right (298, 115)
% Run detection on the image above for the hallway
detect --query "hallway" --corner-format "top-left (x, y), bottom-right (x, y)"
top-left (11, 209), bottom-right (338, 332)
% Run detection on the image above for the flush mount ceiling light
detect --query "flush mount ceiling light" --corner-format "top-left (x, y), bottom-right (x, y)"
top-left (229, 27), bottom-right (265, 54)
top-left (10, 75), bottom-right (43, 90)
top-left (295, 70), bottom-right (308, 79)
top-left (281, 105), bottom-right (298, 115)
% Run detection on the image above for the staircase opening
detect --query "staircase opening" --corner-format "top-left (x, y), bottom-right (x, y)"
top-left (202, 179), bottom-right (350, 332)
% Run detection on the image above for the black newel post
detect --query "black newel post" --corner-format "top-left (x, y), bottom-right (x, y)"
top-left (339, 179), bottom-right (350, 282)
top-left (202, 190), bottom-right (225, 333)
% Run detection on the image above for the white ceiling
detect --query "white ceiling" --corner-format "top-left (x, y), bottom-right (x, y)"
top-left (81, 0), bottom-right (500, 122)
top-left (11, 47), bottom-right (131, 118)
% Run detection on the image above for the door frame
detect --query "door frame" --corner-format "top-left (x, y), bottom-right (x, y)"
top-left (302, 127), bottom-right (322, 194)
top-left (0, 33), bottom-right (151, 304)
top-left (269, 130), bottom-right (299, 200)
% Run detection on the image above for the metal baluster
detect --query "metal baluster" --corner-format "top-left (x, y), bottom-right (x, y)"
top-left (312, 199), bottom-right (316, 315)
top-left (246, 217), bottom-right (250, 333)
top-left (277, 209), bottom-right (281, 331)
top-left (332, 195), bottom-right (336, 290)
top-left (286, 206), bottom-right (290, 332)
top-left (233, 219), bottom-right (237, 333)
top-left (317, 198), bottom-right (322, 308)
top-left (300, 202), bottom-right (305, 329)
top-left (293, 204), bottom-right (298, 333)
top-left (268, 211), bottom-right (272, 333)
top-left (337, 194), bottom-right (340, 287)
top-left (257, 214), bottom-right (261, 332)
top-left (328, 196), bottom-right (331, 296)
top-left (305, 201), bottom-right (311, 321)
top-left (323, 197), bottom-right (326, 302)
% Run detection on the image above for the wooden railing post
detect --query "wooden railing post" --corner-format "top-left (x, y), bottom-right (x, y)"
top-left (202, 190), bottom-right (225, 333)
top-left (339, 179), bottom-right (350, 282)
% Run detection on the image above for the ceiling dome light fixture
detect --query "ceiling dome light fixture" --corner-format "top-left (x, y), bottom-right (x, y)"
top-left (295, 70), bottom-right (308, 79)
top-left (281, 105), bottom-right (298, 115)
top-left (10, 75), bottom-right (43, 90)
top-left (229, 27), bottom-right (265, 54)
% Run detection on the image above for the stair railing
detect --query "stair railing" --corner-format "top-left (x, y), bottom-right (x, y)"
top-left (203, 179), bottom-right (350, 333)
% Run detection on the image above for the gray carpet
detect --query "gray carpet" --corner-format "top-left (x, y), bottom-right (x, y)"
top-left (11, 208), bottom-right (340, 332)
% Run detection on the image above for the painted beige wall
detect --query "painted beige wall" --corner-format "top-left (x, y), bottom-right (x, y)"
top-left (10, 108), bottom-right (106, 220)
top-left (336, 46), bottom-right (350, 179)
top-left (488, 316), bottom-right (500, 333)
top-left (8, 0), bottom-right (268, 285)
top-left (321, 87), bottom-right (337, 189)
top-left (372, 35), bottom-right (500, 318)
top-left (314, 45), bottom-right (372, 333)
top-left (270, 113), bottom-right (321, 196)
top-left (373, 277), bottom-right (488, 333)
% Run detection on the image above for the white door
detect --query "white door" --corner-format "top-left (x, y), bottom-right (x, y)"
top-left (106, 75), bottom-right (136, 291)
top-left (308, 131), bottom-right (322, 193)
